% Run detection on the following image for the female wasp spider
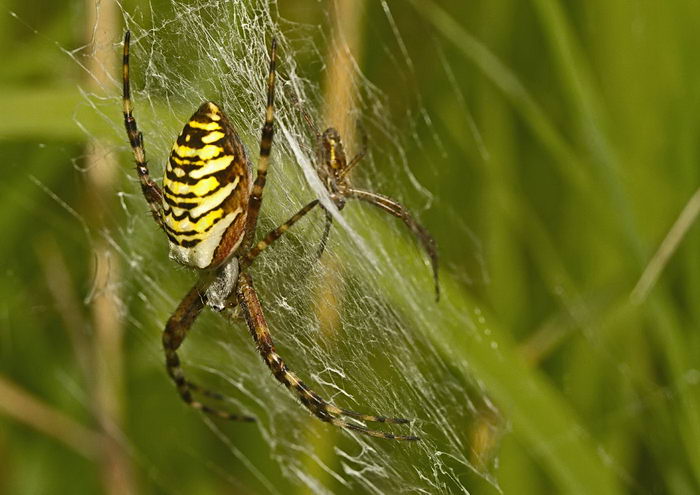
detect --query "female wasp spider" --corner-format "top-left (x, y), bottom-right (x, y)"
top-left (122, 31), bottom-right (419, 440)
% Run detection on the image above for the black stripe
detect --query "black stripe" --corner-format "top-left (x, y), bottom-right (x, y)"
top-left (179, 238), bottom-right (201, 248)
top-left (171, 145), bottom-right (223, 161)
top-left (165, 162), bottom-right (233, 186)
top-left (163, 216), bottom-right (220, 237)
top-left (165, 167), bottom-right (205, 185)
top-left (163, 194), bottom-right (198, 210)
top-left (164, 201), bottom-right (226, 222)
top-left (175, 125), bottom-right (225, 148)
top-left (129, 130), bottom-right (143, 149)
top-left (122, 31), bottom-right (131, 100)
top-left (162, 194), bottom-right (220, 213)
top-left (163, 179), bottom-right (225, 199)
top-left (259, 123), bottom-right (273, 157)
top-left (165, 230), bottom-right (202, 248)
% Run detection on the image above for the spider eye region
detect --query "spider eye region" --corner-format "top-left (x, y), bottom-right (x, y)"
top-left (162, 101), bottom-right (251, 269)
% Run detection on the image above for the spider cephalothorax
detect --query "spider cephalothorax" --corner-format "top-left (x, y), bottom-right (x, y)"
top-left (317, 128), bottom-right (347, 196)
top-left (121, 31), bottom-right (419, 440)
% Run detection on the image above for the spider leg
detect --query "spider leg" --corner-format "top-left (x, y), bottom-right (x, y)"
top-left (284, 83), bottom-right (322, 142)
top-left (315, 208), bottom-right (334, 260)
top-left (338, 124), bottom-right (368, 180)
top-left (240, 199), bottom-right (320, 269)
top-left (122, 31), bottom-right (165, 229)
top-left (235, 272), bottom-right (419, 441)
top-left (244, 37), bottom-right (277, 249)
top-left (346, 188), bottom-right (440, 301)
top-left (163, 281), bottom-right (254, 421)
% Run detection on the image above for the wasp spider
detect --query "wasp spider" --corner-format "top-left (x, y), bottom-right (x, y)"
top-left (121, 31), bottom-right (418, 440)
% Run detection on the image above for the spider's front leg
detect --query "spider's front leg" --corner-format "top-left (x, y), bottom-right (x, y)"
top-left (163, 279), bottom-right (254, 421)
top-left (243, 37), bottom-right (277, 248)
top-left (122, 31), bottom-right (165, 229)
top-left (240, 199), bottom-right (320, 269)
top-left (347, 188), bottom-right (440, 301)
top-left (235, 272), bottom-right (419, 441)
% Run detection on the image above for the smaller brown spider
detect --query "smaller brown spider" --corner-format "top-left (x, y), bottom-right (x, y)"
top-left (249, 112), bottom-right (440, 301)
top-left (314, 125), bottom-right (439, 301)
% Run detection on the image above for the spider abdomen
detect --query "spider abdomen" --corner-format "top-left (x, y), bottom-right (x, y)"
top-left (163, 101), bottom-right (250, 269)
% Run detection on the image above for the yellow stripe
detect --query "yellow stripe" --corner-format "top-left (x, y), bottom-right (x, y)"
top-left (173, 144), bottom-right (223, 160)
top-left (163, 175), bottom-right (238, 210)
top-left (171, 156), bottom-right (205, 166)
top-left (329, 138), bottom-right (336, 166)
top-left (201, 131), bottom-right (225, 143)
top-left (189, 155), bottom-right (234, 179)
top-left (163, 192), bottom-right (198, 205)
top-left (188, 120), bottom-right (221, 131)
top-left (167, 208), bottom-right (224, 237)
top-left (167, 176), bottom-right (220, 197)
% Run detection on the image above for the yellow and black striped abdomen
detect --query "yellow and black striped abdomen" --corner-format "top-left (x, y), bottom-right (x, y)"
top-left (163, 101), bottom-right (250, 269)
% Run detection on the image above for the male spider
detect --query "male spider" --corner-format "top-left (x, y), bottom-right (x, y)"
top-left (250, 91), bottom-right (441, 300)
top-left (122, 31), bottom-right (418, 440)
top-left (308, 121), bottom-right (439, 301)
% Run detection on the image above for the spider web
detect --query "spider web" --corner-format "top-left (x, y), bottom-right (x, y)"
top-left (80, 1), bottom-right (499, 493)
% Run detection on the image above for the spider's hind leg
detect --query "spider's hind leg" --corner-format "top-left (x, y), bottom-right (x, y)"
top-left (314, 208), bottom-right (334, 260)
top-left (163, 282), bottom-right (254, 422)
top-left (338, 122), bottom-right (368, 180)
top-left (235, 272), bottom-right (420, 441)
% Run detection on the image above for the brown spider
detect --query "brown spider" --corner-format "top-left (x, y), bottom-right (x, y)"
top-left (311, 124), bottom-right (439, 301)
top-left (121, 31), bottom-right (418, 440)
top-left (251, 102), bottom-right (440, 301)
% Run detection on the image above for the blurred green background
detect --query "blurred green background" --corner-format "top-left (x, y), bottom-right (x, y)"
top-left (2, 0), bottom-right (700, 493)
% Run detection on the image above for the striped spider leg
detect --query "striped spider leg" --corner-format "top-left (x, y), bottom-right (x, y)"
top-left (122, 31), bottom-right (165, 228)
top-left (235, 273), bottom-right (419, 441)
top-left (121, 32), bottom-right (418, 440)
